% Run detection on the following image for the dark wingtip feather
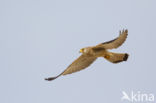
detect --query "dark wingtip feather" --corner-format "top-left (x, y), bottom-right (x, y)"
top-left (45, 77), bottom-right (58, 81)
top-left (123, 53), bottom-right (129, 61)
top-left (125, 29), bottom-right (128, 33)
top-left (45, 72), bottom-right (63, 81)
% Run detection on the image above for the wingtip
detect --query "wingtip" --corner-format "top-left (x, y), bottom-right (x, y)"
top-left (125, 29), bottom-right (128, 33)
top-left (45, 77), bottom-right (57, 81)
top-left (119, 29), bottom-right (128, 35)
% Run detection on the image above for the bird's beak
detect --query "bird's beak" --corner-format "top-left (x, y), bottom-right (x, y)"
top-left (79, 49), bottom-right (82, 53)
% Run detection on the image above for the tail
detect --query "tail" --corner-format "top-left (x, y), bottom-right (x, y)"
top-left (104, 52), bottom-right (129, 63)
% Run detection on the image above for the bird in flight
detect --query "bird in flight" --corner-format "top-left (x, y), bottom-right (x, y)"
top-left (45, 29), bottom-right (129, 81)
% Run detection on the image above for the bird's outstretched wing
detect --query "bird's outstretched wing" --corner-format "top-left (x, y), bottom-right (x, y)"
top-left (96, 29), bottom-right (128, 49)
top-left (45, 54), bottom-right (97, 81)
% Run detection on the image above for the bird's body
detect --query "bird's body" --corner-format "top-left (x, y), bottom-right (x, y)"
top-left (80, 46), bottom-right (106, 57)
top-left (45, 29), bottom-right (129, 81)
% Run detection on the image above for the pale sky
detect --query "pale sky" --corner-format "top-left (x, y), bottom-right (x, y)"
top-left (0, 0), bottom-right (156, 103)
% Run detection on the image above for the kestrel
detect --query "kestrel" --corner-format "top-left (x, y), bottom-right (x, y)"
top-left (45, 29), bottom-right (129, 81)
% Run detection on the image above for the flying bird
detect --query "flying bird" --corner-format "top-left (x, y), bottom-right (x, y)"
top-left (45, 29), bottom-right (129, 81)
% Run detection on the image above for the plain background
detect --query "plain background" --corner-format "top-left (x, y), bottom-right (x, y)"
top-left (0, 0), bottom-right (156, 103)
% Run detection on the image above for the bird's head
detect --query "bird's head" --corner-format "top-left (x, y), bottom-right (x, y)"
top-left (79, 47), bottom-right (89, 54)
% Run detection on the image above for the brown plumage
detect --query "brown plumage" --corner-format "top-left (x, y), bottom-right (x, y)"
top-left (45, 29), bottom-right (129, 81)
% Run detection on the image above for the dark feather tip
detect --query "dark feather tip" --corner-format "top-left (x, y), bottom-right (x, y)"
top-left (45, 77), bottom-right (57, 81)
top-left (123, 53), bottom-right (129, 61)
